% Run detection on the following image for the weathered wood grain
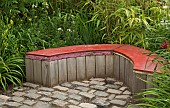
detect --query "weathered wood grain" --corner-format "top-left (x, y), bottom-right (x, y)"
top-left (86, 56), bottom-right (95, 79)
top-left (128, 62), bottom-right (134, 92)
top-left (25, 59), bottom-right (34, 82)
top-left (119, 56), bottom-right (125, 82)
top-left (49, 61), bottom-right (58, 86)
top-left (106, 55), bottom-right (114, 77)
top-left (114, 54), bottom-right (120, 80)
top-left (67, 58), bottom-right (77, 81)
top-left (136, 73), bottom-right (147, 93)
top-left (42, 61), bottom-right (50, 86)
top-left (96, 55), bottom-right (106, 78)
top-left (146, 74), bottom-right (154, 89)
top-left (124, 59), bottom-right (130, 86)
top-left (58, 59), bottom-right (67, 84)
top-left (33, 60), bottom-right (42, 84)
top-left (77, 57), bottom-right (86, 80)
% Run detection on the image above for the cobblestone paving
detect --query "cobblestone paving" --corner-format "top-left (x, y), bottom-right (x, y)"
top-left (0, 78), bottom-right (134, 108)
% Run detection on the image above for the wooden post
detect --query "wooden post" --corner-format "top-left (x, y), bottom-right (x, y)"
top-left (106, 55), bottom-right (114, 77)
top-left (77, 57), bottom-right (86, 80)
top-left (114, 54), bottom-right (120, 80)
top-left (119, 56), bottom-right (125, 82)
top-left (42, 61), bottom-right (50, 86)
top-left (67, 58), bottom-right (77, 82)
top-left (58, 59), bottom-right (67, 84)
top-left (33, 60), bottom-right (42, 84)
top-left (25, 59), bottom-right (34, 82)
top-left (86, 56), bottom-right (96, 79)
top-left (96, 55), bottom-right (106, 78)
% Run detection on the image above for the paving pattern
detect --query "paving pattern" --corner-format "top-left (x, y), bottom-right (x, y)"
top-left (0, 78), bottom-right (134, 108)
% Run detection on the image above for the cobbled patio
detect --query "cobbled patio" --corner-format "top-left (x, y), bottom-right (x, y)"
top-left (0, 78), bottom-right (135, 108)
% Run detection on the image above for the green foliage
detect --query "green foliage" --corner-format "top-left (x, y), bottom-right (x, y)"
top-left (133, 22), bottom-right (170, 108)
top-left (83, 0), bottom-right (168, 48)
top-left (0, 56), bottom-right (24, 92)
top-left (135, 71), bottom-right (170, 108)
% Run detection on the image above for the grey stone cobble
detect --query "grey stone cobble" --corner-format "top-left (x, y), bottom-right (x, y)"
top-left (89, 80), bottom-right (105, 85)
top-left (107, 89), bottom-right (122, 94)
top-left (79, 92), bottom-right (95, 99)
top-left (38, 87), bottom-right (54, 92)
top-left (0, 95), bottom-right (10, 102)
top-left (61, 82), bottom-right (75, 88)
top-left (92, 98), bottom-right (110, 107)
top-left (12, 91), bottom-right (26, 97)
top-left (88, 89), bottom-right (96, 94)
top-left (37, 91), bottom-right (52, 96)
top-left (90, 85), bottom-right (107, 91)
top-left (69, 94), bottom-right (82, 101)
top-left (1, 77), bottom-right (133, 108)
top-left (33, 101), bottom-right (51, 108)
top-left (52, 91), bottom-right (67, 96)
top-left (71, 81), bottom-right (89, 87)
top-left (51, 92), bottom-right (68, 100)
top-left (82, 80), bottom-right (90, 83)
top-left (4, 102), bottom-right (22, 108)
top-left (110, 99), bottom-right (127, 106)
top-left (68, 99), bottom-right (79, 105)
top-left (106, 84), bottom-right (120, 89)
top-left (26, 89), bottom-right (38, 93)
top-left (52, 99), bottom-right (68, 107)
top-left (90, 78), bottom-right (105, 82)
top-left (94, 91), bottom-right (109, 97)
top-left (23, 99), bottom-right (36, 106)
top-left (23, 82), bottom-right (39, 88)
top-left (76, 86), bottom-right (90, 92)
top-left (106, 78), bottom-right (116, 84)
top-left (123, 90), bottom-right (132, 95)
top-left (24, 93), bottom-right (41, 100)
top-left (53, 85), bottom-right (69, 91)
top-left (68, 89), bottom-right (80, 94)
top-left (115, 95), bottom-right (131, 100)
top-left (40, 97), bottom-right (53, 102)
top-left (13, 87), bottom-right (28, 92)
top-left (68, 105), bottom-right (81, 108)
top-left (114, 81), bottom-right (124, 86)
top-left (108, 94), bottom-right (116, 100)
top-left (19, 105), bottom-right (32, 108)
top-left (8, 96), bottom-right (24, 102)
top-left (119, 86), bottom-right (128, 91)
top-left (79, 103), bottom-right (97, 108)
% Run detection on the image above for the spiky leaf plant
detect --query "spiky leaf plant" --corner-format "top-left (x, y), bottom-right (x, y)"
top-left (0, 56), bottom-right (24, 92)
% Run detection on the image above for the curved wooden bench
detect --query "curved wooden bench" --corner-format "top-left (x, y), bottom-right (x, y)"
top-left (25, 44), bottom-right (162, 93)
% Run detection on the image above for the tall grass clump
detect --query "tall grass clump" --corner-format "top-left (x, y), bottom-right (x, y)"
top-left (0, 19), bottom-right (24, 91)
top-left (134, 15), bottom-right (170, 108)
top-left (83, 0), bottom-right (168, 48)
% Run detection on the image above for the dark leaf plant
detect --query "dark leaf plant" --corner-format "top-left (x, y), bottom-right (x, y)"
top-left (0, 56), bottom-right (24, 92)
